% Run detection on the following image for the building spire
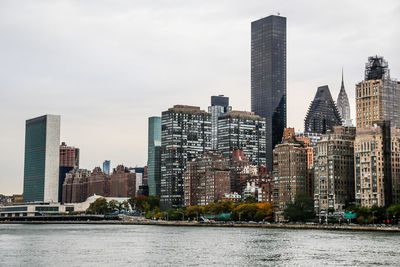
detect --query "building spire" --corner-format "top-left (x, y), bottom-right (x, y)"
top-left (341, 67), bottom-right (345, 91)
top-left (336, 67), bottom-right (352, 127)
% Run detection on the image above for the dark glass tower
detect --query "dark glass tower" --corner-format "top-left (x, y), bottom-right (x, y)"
top-left (304, 85), bottom-right (342, 134)
top-left (23, 115), bottom-right (60, 202)
top-left (148, 116), bottom-right (161, 196)
top-left (251, 15), bottom-right (287, 171)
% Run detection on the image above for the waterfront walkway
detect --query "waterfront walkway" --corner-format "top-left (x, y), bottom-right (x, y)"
top-left (2, 219), bottom-right (400, 232)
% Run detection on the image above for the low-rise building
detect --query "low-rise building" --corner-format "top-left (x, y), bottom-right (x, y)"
top-left (0, 195), bottom-right (130, 218)
top-left (184, 151), bottom-right (231, 206)
top-left (222, 192), bottom-right (242, 203)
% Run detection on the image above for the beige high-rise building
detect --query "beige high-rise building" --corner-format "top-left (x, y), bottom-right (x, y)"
top-left (356, 56), bottom-right (400, 128)
top-left (355, 123), bottom-right (400, 207)
top-left (354, 56), bottom-right (400, 208)
top-left (314, 126), bottom-right (356, 215)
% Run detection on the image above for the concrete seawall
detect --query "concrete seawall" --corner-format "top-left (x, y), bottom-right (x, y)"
top-left (2, 220), bottom-right (400, 232)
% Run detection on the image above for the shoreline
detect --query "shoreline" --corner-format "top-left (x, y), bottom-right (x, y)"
top-left (2, 220), bottom-right (400, 232)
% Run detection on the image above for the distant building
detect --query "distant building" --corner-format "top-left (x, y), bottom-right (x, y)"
top-left (86, 167), bottom-right (110, 199)
top-left (184, 151), bottom-right (231, 206)
top-left (12, 194), bottom-right (23, 204)
top-left (62, 169), bottom-right (91, 203)
top-left (295, 132), bottom-right (321, 147)
top-left (134, 167), bottom-right (145, 195)
top-left (143, 166), bottom-right (148, 186)
top-left (103, 160), bottom-right (111, 175)
top-left (251, 15), bottom-right (287, 172)
top-left (304, 85), bottom-right (342, 134)
top-left (314, 126), bottom-right (356, 215)
top-left (337, 70), bottom-right (353, 127)
top-left (160, 105), bottom-right (211, 209)
top-left (208, 95), bottom-right (232, 150)
top-left (23, 115), bottom-right (60, 203)
top-left (355, 56), bottom-right (400, 128)
top-left (222, 192), bottom-right (242, 203)
top-left (0, 202), bottom-right (76, 218)
top-left (59, 142), bottom-right (80, 203)
top-left (0, 195), bottom-right (13, 205)
top-left (355, 122), bottom-right (400, 207)
top-left (148, 116), bottom-right (161, 196)
top-left (273, 128), bottom-right (310, 220)
top-left (217, 111), bottom-right (266, 166)
top-left (137, 185), bottom-right (149, 197)
top-left (0, 195), bottom-right (130, 218)
top-left (110, 165), bottom-right (136, 198)
top-left (230, 150), bottom-right (253, 195)
top-left (259, 181), bottom-right (274, 203)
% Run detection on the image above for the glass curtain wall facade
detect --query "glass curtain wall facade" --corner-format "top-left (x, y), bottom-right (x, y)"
top-left (251, 15), bottom-right (287, 172)
top-left (102, 160), bottom-right (110, 175)
top-left (208, 95), bottom-right (232, 150)
top-left (23, 115), bottom-right (60, 202)
top-left (160, 105), bottom-right (211, 209)
top-left (304, 85), bottom-right (342, 134)
top-left (148, 117), bottom-right (162, 196)
top-left (217, 111), bottom-right (266, 166)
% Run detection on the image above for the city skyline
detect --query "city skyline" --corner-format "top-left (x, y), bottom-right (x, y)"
top-left (1, 1), bottom-right (400, 194)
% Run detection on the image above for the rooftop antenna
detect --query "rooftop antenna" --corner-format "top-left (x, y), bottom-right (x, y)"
top-left (277, 12), bottom-right (280, 16)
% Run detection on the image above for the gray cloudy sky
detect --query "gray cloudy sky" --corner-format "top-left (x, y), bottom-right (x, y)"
top-left (1, 0), bottom-right (399, 194)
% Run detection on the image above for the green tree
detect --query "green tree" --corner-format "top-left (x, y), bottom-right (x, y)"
top-left (135, 195), bottom-right (148, 211)
top-left (186, 206), bottom-right (204, 220)
top-left (204, 202), bottom-right (217, 215)
top-left (147, 196), bottom-right (160, 210)
top-left (387, 203), bottom-right (400, 223)
top-left (86, 197), bottom-right (110, 215)
top-left (108, 200), bottom-right (119, 212)
top-left (166, 209), bottom-right (182, 220)
top-left (283, 192), bottom-right (315, 222)
top-left (121, 200), bottom-right (130, 211)
top-left (357, 216), bottom-right (365, 225)
top-left (357, 206), bottom-right (371, 219)
top-left (371, 206), bottom-right (386, 222)
top-left (244, 196), bottom-right (258, 204)
top-left (233, 204), bottom-right (258, 221)
top-left (219, 200), bottom-right (234, 213)
top-left (255, 202), bottom-right (274, 222)
top-left (128, 196), bottom-right (136, 210)
top-left (145, 211), bottom-right (153, 219)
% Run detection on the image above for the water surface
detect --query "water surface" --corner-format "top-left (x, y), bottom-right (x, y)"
top-left (0, 224), bottom-right (399, 266)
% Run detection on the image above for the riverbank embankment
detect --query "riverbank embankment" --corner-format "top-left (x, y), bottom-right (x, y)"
top-left (2, 220), bottom-right (400, 232)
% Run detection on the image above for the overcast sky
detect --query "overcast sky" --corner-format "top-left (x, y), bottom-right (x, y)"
top-left (1, 0), bottom-right (399, 195)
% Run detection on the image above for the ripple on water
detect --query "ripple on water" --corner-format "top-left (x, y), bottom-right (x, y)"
top-left (1, 224), bottom-right (400, 266)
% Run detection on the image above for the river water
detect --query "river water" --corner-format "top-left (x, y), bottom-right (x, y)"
top-left (0, 224), bottom-right (399, 266)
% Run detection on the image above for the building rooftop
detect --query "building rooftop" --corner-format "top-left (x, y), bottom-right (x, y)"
top-left (168, 105), bottom-right (209, 115)
top-left (222, 110), bottom-right (264, 120)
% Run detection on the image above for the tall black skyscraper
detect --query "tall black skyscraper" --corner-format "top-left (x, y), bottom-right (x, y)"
top-left (251, 15), bottom-right (287, 171)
